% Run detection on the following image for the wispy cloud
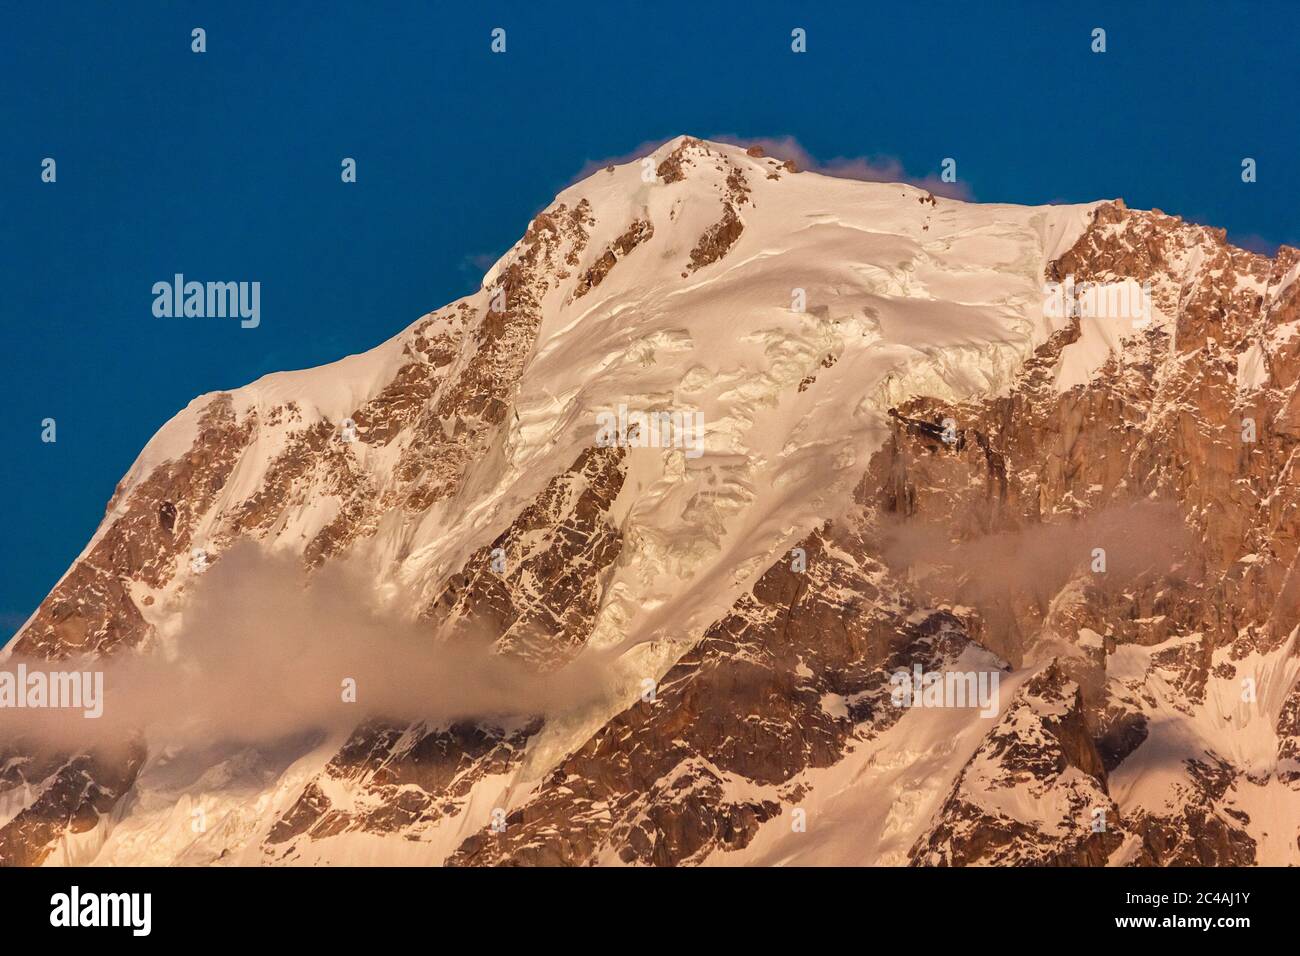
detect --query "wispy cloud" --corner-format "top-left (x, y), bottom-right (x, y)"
top-left (569, 134), bottom-right (974, 200)
top-left (0, 542), bottom-right (622, 751)
top-left (1184, 213), bottom-right (1286, 257)
top-left (458, 250), bottom-right (506, 287)
top-left (710, 134), bottom-right (974, 200)
top-left (567, 138), bottom-right (679, 185)
top-left (1226, 232), bottom-right (1282, 256)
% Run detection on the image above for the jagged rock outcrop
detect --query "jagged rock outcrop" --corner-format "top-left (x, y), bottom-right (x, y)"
top-left (909, 663), bottom-right (1126, 866)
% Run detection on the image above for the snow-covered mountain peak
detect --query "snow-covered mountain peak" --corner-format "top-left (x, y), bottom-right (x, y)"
top-left (8, 138), bottom-right (1299, 869)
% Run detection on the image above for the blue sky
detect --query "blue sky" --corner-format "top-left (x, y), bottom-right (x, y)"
top-left (3, 0), bottom-right (1298, 641)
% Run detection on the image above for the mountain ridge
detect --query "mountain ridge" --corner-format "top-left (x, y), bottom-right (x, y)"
top-left (4, 136), bottom-right (1298, 867)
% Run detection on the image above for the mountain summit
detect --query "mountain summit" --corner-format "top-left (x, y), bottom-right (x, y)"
top-left (5, 137), bottom-right (1299, 866)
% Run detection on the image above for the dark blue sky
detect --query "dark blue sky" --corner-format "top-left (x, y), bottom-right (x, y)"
top-left (3, 1), bottom-right (1298, 641)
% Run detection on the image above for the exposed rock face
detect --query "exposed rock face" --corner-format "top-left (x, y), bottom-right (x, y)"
top-left (688, 204), bottom-right (744, 273)
top-left (14, 398), bottom-right (251, 659)
top-left (574, 219), bottom-right (654, 299)
top-left (0, 743), bottom-right (145, 866)
top-left (1125, 753), bottom-right (1257, 866)
top-left (262, 444), bottom-right (626, 860)
top-left (5, 139), bottom-right (1299, 866)
top-left (425, 445), bottom-right (627, 665)
top-left (263, 719), bottom-right (538, 857)
top-left (448, 522), bottom-right (994, 867)
top-left (909, 664), bottom-right (1126, 867)
top-left (686, 159), bottom-right (751, 273)
top-left (857, 201), bottom-right (1300, 864)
